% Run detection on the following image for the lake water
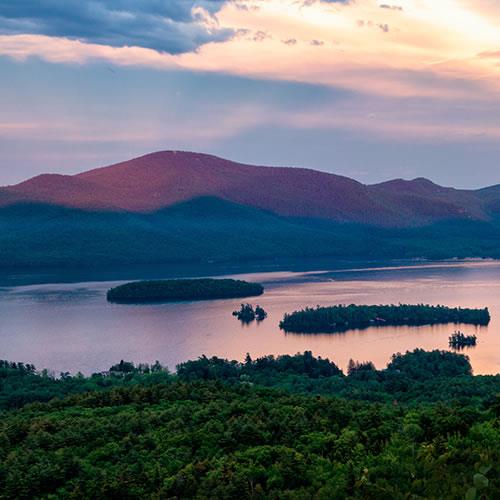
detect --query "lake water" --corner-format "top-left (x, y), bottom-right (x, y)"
top-left (1, 260), bottom-right (500, 375)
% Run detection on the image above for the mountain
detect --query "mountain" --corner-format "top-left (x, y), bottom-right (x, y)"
top-left (1, 151), bottom-right (500, 269)
top-left (1, 150), bottom-right (496, 227)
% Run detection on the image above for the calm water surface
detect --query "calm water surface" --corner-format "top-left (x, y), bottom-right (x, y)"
top-left (1, 261), bottom-right (500, 375)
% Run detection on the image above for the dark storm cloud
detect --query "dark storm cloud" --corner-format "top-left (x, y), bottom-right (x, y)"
top-left (0, 0), bottom-right (234, 54)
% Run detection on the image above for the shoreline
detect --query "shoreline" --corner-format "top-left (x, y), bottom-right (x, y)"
top-left (0, 257), bottom-right (498, 288)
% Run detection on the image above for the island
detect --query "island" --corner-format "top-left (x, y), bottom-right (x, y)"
top-left (279, 304), bottom-right (490, 333)
top-left (449, 331), bottom-right (477, 349)
top-left (107, 278), bottom-right (264, 304)
top-left (232, 304), bottom-right (268, 323)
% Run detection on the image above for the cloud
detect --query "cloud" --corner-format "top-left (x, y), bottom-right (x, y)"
top-left (3, 0), bottom-right (500, 104)
top-left (477, 50), bottom-right (500, 59)
top-left (232, 2), bottom-right (260, 12)
top-left (379, 4), bottom-right (403, 11)
top-left (252, 30), bottom-right (271, 42)
top-left (0, 0), bottom-right (234, 54)
top-left (357, 19), bottom-right (389, 33)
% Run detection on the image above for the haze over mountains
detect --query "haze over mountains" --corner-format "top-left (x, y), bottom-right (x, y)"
top-left (1, 151), bottom-right (499, 227)
top-left (1, 151), bottom-right (500, 269)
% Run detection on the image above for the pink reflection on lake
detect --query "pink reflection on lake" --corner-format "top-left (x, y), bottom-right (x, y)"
top-left (0, 260), bottom-right (499, 375)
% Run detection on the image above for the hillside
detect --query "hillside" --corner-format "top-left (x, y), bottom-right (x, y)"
top-left (1, 198), bottom-right (500, 269)
top-left (1, 150), bottom-right (497, 227)
top-left (1, 151), bottom-right (500, 268)
top-left (0, 350), bottom-right (499, 498)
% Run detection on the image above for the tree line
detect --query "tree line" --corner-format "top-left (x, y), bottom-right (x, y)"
top-left (0, 350), bottom-right (499, 498)
top-left (279, 303), bottom-right (490, 333)
top-left (107, 278), bottom-right (264, 303)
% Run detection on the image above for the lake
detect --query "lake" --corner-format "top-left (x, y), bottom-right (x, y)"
top-left (1, 260), bottom-right (500, 375)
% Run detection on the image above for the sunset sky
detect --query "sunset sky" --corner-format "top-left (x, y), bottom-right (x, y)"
top-left (2, 0), bottom-right (500, 186)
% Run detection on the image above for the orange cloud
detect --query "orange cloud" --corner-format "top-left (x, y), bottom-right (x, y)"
top-left (3, 0), bottom-right (500, 142)
top-left (2, 0), bottom-right (500, 100)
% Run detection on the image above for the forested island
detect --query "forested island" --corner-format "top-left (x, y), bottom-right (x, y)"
top-left (232, 304), bottom-right (267, 323)
top-left (107, 278), bottom-right (264, 303)
top-left (449, 331), bottom-right (478, 349)
top-left (279, 303), bottom-right (490, 333)
top-left (0, 349), bottom-right (499, 498)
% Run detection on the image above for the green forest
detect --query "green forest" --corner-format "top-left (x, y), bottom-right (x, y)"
top-left (279, 304), bottom-right (491, 333)
top-left (4, 200), bottom-right (500, 269)
top-left (107, 278), bottom-right (264, 303)
top-left (0, 349), bottom-right (499, 498)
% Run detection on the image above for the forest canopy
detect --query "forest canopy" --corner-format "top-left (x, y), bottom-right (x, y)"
top-left (279, 303), bottom-right (491, 333)
top-left (0, 349), bottom-right (499, 498)
top-left (107, 278), bottom-right (264, 303)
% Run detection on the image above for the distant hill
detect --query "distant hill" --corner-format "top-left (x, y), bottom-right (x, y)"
top-left (1, 150), bottom-right (497, 227)
top-left (1, 151), bottom-right (500, 268)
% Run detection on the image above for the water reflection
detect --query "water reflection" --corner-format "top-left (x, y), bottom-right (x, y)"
top-left (0, 260), bottom-right (499, 375)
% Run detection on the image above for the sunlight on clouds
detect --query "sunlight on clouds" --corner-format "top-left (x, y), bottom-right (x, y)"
top-left (3, 0), bottom-right (500, 142)
top-left (3, 0), bottom-right (500, 99)
top-left (200, 0), bottom-right (500, 97)
top-left (0, 35), bottom-right (180, 67)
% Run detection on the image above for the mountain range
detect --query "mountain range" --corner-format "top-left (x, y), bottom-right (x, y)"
top-left (1, 151), bottom-right (500, 268)
top-left (3, 151), bottom-right (500, 226)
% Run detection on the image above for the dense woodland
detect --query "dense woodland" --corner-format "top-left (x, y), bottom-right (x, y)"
top-left (4, 201), bottom-right (500, 269)
top-left (107, 278), bottom-right (264, 303)
top-left (0, 350), bottom-right (499, 498)
top-left (279, 304), bottom-right (491, 333)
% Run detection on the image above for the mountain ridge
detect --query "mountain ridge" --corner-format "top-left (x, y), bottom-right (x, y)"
top-left (0, 150), bottom-right (497, 227)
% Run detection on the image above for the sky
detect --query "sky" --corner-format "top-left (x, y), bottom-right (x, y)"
top-left (2, 0), bottom-right (500, 187)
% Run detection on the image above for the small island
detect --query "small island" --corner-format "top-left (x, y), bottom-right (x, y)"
top-left (107, 278), bottom-right (264, 304)
top-left (449, 331), bottom-right (477, 349)
top-left (279, 304), bottom-right (490, 333)
top-left (232, 304), bottom-right (267, 323)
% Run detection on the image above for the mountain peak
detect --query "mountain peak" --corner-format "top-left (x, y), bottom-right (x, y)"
top-left (0, 151), bottom-right (495, 226)
top-left (373, 177), bottom-right (444, 190)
